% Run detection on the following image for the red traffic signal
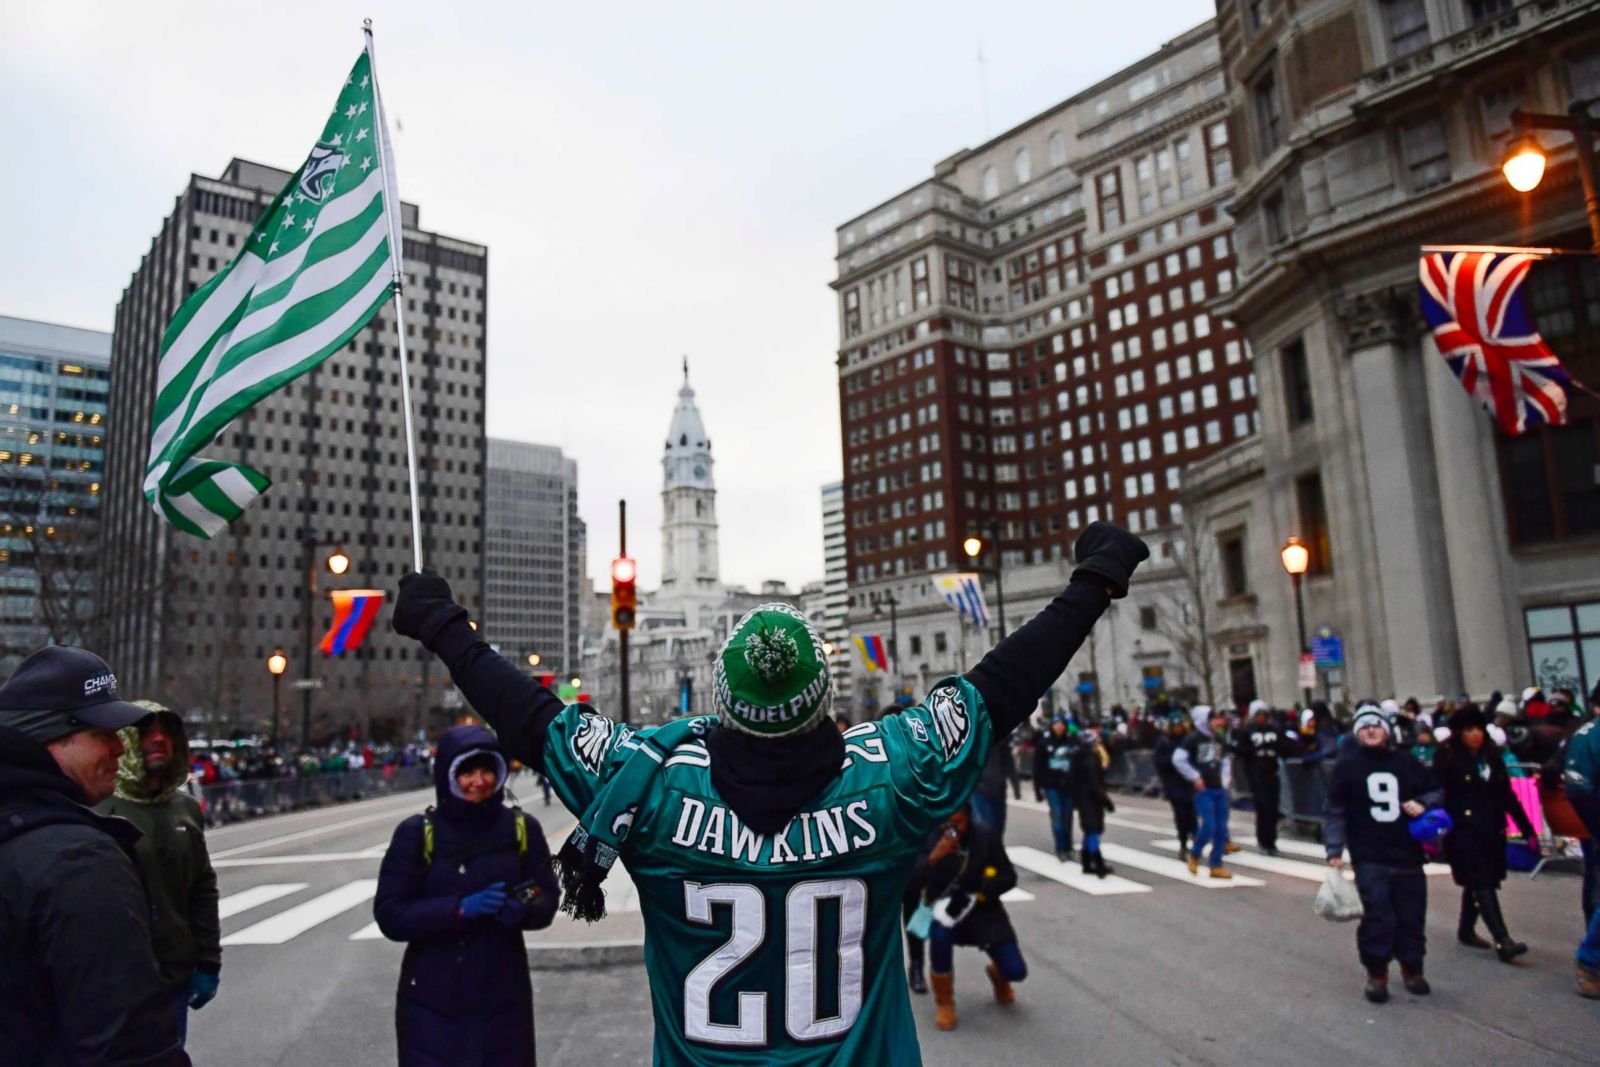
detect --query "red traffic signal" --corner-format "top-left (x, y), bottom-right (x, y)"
top-left (611, 556), bottom-right (637, 630)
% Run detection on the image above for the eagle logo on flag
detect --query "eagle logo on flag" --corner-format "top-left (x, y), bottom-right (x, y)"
top-left (298, 143), bottom-right (345, 203)
top-left (1418, 247), bottom-right (1572, 435)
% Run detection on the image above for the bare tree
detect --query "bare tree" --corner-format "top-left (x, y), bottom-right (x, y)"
top-left (1151, 506), bottom-right (1221, 708)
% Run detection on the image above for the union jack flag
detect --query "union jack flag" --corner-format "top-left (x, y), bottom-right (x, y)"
top-left (1419, 246), bottom-right (1571, 435)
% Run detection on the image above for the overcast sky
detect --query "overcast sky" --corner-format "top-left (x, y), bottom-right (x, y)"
top-left (2, 0), bottom-right (1214, 592)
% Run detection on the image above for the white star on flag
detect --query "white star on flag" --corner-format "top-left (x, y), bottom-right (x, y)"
top-left (303, 217), bottom-right (315, 232)
top-left (360, 156), bottom-right (373, 172)
top-left (355, 127), bottom-right (369, 142)
top-left (358, 101), bottom-right (369, 115)
top-left (345, 104), bottom-right (358, 119)
top-left (281, 214), bottom-right (295, 228)
top-left (360, 75), bottom-right (370, 88)
top-left (330, 133), bottom-right (343, 146)
top-left (268, 240), bottom-right (279, 254)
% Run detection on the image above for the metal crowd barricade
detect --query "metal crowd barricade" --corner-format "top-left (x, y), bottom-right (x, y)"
top-left (1106, 749), bottom-right (1157, 793)
top-left (196, 763), bottom-right (433, 826)
top-left (1282, 756), bottom-right (1332, 840)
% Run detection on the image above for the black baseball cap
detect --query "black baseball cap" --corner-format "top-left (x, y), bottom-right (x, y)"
top-left (0, 646), bottom-right (152, 743)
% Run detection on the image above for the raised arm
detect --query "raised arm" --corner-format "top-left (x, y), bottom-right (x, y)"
top-left (393, 570), bottom-right (564, 770)
top-left (964, 523), bottom-right (1148, 739)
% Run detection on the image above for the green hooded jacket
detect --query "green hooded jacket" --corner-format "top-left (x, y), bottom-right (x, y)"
top-left (95, 705), bottom-right (221, 990)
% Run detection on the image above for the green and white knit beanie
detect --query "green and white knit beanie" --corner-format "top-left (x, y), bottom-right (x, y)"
top-left (713, 603), bottom-right (832, 737)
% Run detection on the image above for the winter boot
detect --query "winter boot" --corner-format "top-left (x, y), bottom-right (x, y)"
top-left (1577, 963), bottom-right (1600, 1000)
top-left (1476, 888), bottom-right (1528, 962)
top-left (1093, 849), bottom-right (1114, 879)
top-left (1177, 840), bottom-right (1190, 864)
top-left (1225, 841), bottom-right (1241, 855)
top-left (1208, 866), bottom-right (1233, 880)
top-left (1186, 853), bottom-right (1201, 876)
top-left (1363, 964), bottom-right (1390, 1004)
top-left (931, 972), bottom-right (957, 1030)
top-left (985, 963), bottom-right (1016, 1005)
top-left (908, 956), bottom-right (928, 996)
top-left (1399, 963), bottom-right (1431, 996)
top-left (1457, 890), bottom-right (1490, 949)
top-left (1082, 851), bottom-right (1095, 876)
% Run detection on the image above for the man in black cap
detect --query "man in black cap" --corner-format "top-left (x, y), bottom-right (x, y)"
top-left (0, 645), bottom-right (191, 1066)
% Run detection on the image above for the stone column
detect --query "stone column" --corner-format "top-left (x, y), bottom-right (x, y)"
top-left (1420, 333), bottom-right (1520, 697)
top-left (1336, 288), bottom-right (1462, 698)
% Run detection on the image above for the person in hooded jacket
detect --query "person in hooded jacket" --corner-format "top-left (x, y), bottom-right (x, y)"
top-left (96, 702), bottom-right (222, 1041)
top-left (375, 725), bottom-right (559, 1067)
top-left (1172, 705), bottom-right (1234, 879)
top-left (1436, 703), bottom-right (1540, 962)
top-left (1233, 701), bottom-right (1288, 855)
top-left (1152, 712), bottom-right (1198, 864)
top-left (1069, 724), bottom-right (1115, 878)
top-left (919, 804), bottom-right (1024, 1031)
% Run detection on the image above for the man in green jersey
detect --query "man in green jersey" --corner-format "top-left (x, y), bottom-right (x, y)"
top-left (394, 522), bottom-right (1147, 1065)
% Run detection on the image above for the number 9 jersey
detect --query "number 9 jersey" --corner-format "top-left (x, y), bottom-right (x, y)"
top-left (1323, 744), bottom-right (1437, 868)
top-left (540, 676), bottom-right (993, 1067)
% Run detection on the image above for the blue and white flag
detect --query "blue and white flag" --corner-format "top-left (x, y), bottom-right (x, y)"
top-left (935, 572), bottom-right (990, 628)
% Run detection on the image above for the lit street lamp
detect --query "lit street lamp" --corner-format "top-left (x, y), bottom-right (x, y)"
top-left (962, 519), bottom-right (1008, 638)
top-left (527, 652), bottom-right (541, 668)
top-left (300, 536), bottom-right (351, 750)
top-left (266, 647), bottom-right (287, 748)
top-left (1503, 102), bottom-right (1600, 254)
top-left (1280, 536), bottom-right (1311, 707)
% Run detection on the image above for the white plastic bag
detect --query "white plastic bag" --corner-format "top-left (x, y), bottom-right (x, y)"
top-left (1314, 868), bottom-right (1363, 923)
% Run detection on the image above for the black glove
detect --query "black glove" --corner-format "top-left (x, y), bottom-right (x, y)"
top-left (1103, 794), bottom-right (1116, 813)
top-left (393, 569), bottom-right (468, 649)
top-left (1071, 521), bottom-right (1150, 599)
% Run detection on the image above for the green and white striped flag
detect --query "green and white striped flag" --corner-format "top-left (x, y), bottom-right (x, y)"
top-left (144, 49), bottom-right (401, 537)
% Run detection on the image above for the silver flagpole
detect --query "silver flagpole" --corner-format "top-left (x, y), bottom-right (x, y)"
top-left (363, 19), bottom-right (425, 572)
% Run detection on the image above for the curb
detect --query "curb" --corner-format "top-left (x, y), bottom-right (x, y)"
top-left (528, 940), bottom-right (645, 970)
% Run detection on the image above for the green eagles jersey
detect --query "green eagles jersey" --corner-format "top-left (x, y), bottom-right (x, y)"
top-left (541, 676), bottom-right (992, 1067)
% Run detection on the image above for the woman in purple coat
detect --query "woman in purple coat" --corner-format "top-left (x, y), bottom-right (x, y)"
top-left (375, 725), bottom-right (559, 1066)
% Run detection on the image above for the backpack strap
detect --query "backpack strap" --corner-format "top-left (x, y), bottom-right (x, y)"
top-left (421, 805), bottom-right (436, 866)
top-left (513, 809), bottom-right (528, 857)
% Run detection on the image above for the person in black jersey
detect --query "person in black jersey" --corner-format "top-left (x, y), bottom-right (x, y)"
top-left (1324, 705), bottom-right (1443, 1004)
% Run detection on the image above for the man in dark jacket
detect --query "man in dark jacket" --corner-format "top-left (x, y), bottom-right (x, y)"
top-left (97, 703), bottom-right (222, 1042)
top-left (1152, 712), bottom-right (1197, 863)
top-left (1233, 701), bottom-right (1288, 855)
top-left (0, 646), bottom-right (190, 1066)
top-left (1565, 696), bottom-right (1600, 997)
top-left (1324, 704), bottom-right (1442, 1004)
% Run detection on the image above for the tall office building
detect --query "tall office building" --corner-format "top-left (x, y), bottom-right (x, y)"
top-left (1199, 0), bottom-right (1600, 702)
top-left (820, 480), bottom-right (852, 707)
top-left (833, 22), bottom-right (1255, 710)
top-left (0, 316), bottom-right (111, 671)
top-left (484, 438), bottom-right (581, 681)
top-left (100, 158), bottom-right (488, 740)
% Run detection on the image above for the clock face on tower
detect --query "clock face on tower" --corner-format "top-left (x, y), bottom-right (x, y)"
top-left (693, 464), bottom-right (706, 480)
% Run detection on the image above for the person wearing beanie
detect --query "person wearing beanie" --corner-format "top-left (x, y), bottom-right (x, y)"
top-left (0, 646), bottom-right (191, 1066)
top-left (1233, 700), bottom-right (1289, 855)
top-left (1068, 724), bottom-right (1116, 878)
top-left (95, 702), bottom-right (223, 1043)
top-left (1324, 704), bottom-right (1443, 1004)
top-left (1435, 703), bottom-right (1540, 962)
top-left (393, 521), bottom-right (1148, 1066)
top-left (1038, 716), bottom-right (1081, 861)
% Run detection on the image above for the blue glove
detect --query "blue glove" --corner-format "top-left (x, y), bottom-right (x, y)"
top-left (187, 970), bottom-right (220, 1010)
top-left (495, 895), bottom-right (529, 927)
top-left (459, 882), bottom-right (508, 920)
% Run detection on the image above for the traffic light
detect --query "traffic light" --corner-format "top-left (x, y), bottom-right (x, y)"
top-left (611, 556), bottom-right (637, 630)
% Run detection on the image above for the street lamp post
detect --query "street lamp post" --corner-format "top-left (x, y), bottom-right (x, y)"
top-left (266, 648), bottom-right (287, 747)
top-left (1504, 101), bottom-right (1600, 254)
top-left (962, 518), bottom-right (1007, 638)
top-left (1280, 536), bottom-right (1311, 707)
top-left (299, 535), bottom-right (350, 750)
top-left (873, 592), bottom-right (899, 706)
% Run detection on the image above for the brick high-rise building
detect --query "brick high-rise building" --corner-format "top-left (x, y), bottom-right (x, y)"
top-left (100, 159), bottom-right (488, 741)
top-left (832, 21), bottom-right (1258, 710)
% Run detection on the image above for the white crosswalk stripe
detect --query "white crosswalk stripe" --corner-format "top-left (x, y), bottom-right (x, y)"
top-left (222, 879), bottom-right (378, 945)
top-left (349, 921), bottom-right (385, 941)
top-left (1096, 841), bottom-right (1265, 887)
top-left (218, 883), bottom-right (307, 919)
top-left (1007, 845), bottom-right (1152, 896)
top-left (1148, 840), bottom-right (1338, 882)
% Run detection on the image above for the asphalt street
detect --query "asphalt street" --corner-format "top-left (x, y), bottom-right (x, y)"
top-left (187, 781), bottom-right (1596, 1066)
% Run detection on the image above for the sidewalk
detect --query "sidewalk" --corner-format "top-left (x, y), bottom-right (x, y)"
top-left (526, 810), bottom-right (647, 970)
